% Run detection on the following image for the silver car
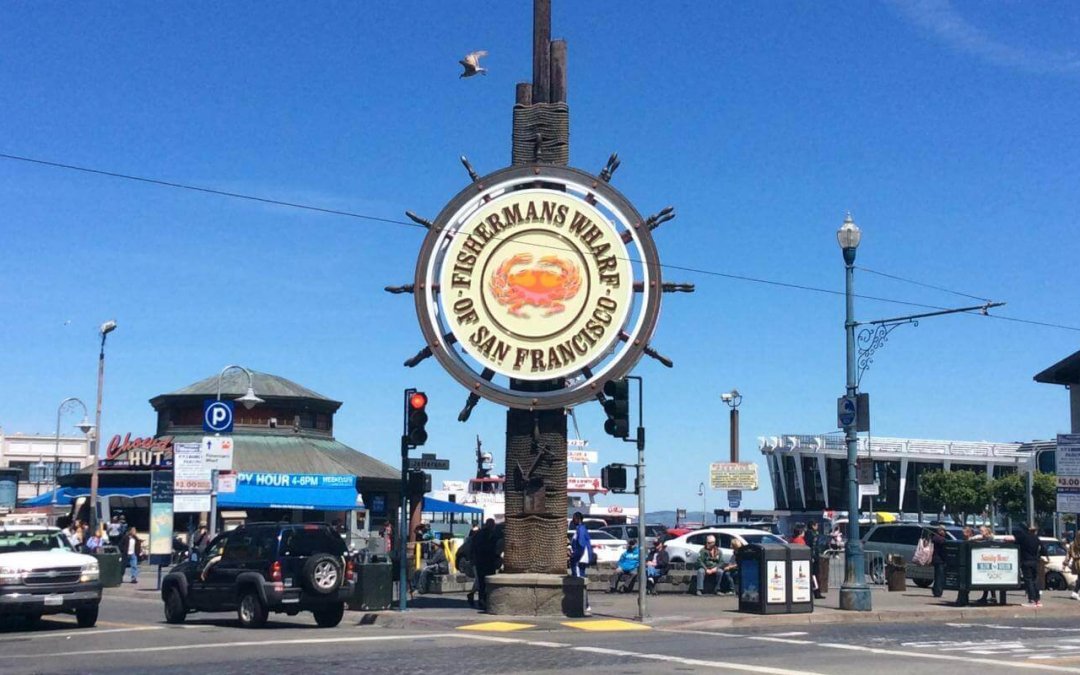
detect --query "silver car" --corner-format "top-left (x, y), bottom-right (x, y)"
top-left (861, 523), bottom-right (965, 586)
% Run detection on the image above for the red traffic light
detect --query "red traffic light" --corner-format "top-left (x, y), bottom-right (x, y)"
top-left (409, 392), bottom-right (428, 410)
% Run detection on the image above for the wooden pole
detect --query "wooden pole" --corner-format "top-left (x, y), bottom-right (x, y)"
top-left (516, 82), bottom-right (533, 106)
top-left (549, 40), bottom-right (567, 104)
top-left (532, 0), bottom-right (551, 103)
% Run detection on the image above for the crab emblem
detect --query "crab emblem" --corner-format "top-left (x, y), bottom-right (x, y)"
top-left (489, 253), bottom-right (582, 317)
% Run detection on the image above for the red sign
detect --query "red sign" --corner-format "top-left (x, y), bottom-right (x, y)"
top-left (100, 434), bottom-right (174, 470)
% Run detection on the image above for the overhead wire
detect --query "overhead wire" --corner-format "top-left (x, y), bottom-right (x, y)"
top-left (3, 150), bottom-right (1078, 332)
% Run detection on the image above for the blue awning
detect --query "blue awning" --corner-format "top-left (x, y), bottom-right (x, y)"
top-left (423, 496), bottom-right (484, 515)
top-left (22, 487), bottom-right (149, 507)
top-left (219, 473), bottom-right (359, 511)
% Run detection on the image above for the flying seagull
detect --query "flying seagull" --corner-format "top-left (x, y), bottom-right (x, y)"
top-left (459, 50), bottom-right (488, 78)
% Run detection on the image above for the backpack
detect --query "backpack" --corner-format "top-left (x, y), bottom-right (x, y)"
top-left (912, 537), bottom-right (933, 566)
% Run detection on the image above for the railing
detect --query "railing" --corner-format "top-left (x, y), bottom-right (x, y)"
top-left (824, 548), bottom-right (886, 585)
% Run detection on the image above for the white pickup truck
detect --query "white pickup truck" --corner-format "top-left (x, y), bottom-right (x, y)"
top-left (0, 525), bottom-right (102, 627)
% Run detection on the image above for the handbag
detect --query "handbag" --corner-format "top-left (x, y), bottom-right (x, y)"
top-left (912, 537), bottom-right (933, 566)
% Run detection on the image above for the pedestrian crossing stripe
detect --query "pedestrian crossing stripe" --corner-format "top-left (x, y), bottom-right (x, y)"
top-left (457, 621), bottom-right (536, 632)
top-left (561, 619), bottom-right (651, 632)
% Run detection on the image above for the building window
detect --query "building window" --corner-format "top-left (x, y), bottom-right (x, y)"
top-left (768, 456), bottom-right (787, 509)
top-left (826, 458), bottom-right (846, 510)
top-left (6, 461), bottom-right (78, 484)
top-left (801, 455), bottom-right (826, 510)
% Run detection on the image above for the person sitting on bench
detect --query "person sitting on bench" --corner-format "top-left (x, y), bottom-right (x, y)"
top-left (609, 539), bottom-right (641, 593)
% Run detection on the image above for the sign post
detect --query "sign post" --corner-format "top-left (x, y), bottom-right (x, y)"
top-left (1056, 435), bottom-right (1080, 515)
top-left (149, 471), bottom-right (174, 590)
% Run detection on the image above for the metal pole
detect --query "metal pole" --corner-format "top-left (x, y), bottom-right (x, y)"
top-left (730, 407), bottom-right (739, 464)
top-left (52, 405), bottom-right (62, 522)
top-left (89, 331), bottom-right (107, 533)
top-left (839, 246), bottom-right (871, 611)
top-left (629, 376), bottom-right (647, 622)
top-left (399, 434), bottom-right (409, 611)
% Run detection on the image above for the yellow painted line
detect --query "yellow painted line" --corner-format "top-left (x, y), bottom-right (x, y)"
top-left (457, 621), bottom-right (536, 632)
top-left (561, 619), bottom-right (651, 632)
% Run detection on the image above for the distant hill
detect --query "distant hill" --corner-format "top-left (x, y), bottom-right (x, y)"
top-left (645, 510), bottom-right (715, 527)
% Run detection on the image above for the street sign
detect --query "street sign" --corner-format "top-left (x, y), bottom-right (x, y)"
top-left (202, 435), bottom-right (234, 471)
top-left (709, 462), bottom-right (759, 490)
top-left (173, 442), bottom-right (211, 513)
top-left (203, 399), bottom-right (234, 433)
top-left (568, 439), bottom-right (588, 448)
top-left (1056, 434), bottom-right (1080, 513)
top-left (567, 449), bottom-right (598, 463)
top-left (728, 489), bottom-right (742, 509)
top-left (407, 455), bottom-right (450, 471)
top-left (857, 458), bottom-right (875, 485)
top-left (567, 476), bottom-right (603, 492)
top-left (217, 472), bottom-right (237, 494)
top-left (837, 395), bottom-right (857, 428)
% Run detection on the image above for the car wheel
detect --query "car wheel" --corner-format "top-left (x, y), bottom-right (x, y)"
top-left (1046, 572), bottom-right (1066, 591)
top-left (76, 604), bottom-right (99, 628)
top-left (163, 588), bottom-right (187, 624)
top-left (313, 602), bottom-right (345, 628)
top-left (913, 578), bottom-right (932, 589)
top-left (237, 590), bottom-right (268, 628)
top-left (302, 554), bottom-right (344, 596)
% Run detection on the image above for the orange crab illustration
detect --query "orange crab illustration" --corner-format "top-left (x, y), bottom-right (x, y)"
top-left (490, 253), bottom-right (581, 317)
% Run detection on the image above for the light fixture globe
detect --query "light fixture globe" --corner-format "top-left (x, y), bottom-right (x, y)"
top-left (76, 416), bottom-right (95, 436)
top-left (836, 212), bottom-right (861, 251)
top-left (236, 387), bottom-right (264, 410)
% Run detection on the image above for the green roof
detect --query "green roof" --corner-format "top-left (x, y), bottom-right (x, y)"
top-left (164, 370), bottom-right (338, 404)
top-left (169, 434), bottom-right (397, 479)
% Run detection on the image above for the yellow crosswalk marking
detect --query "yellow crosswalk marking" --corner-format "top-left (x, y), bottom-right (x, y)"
top-left (561, 619), bottom-right (651, 632)
top-left (457, 621), bottom-right (536, 632)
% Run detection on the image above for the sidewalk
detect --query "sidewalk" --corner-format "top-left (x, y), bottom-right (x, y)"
top-left (103, 565), bottom-right (1080, 631)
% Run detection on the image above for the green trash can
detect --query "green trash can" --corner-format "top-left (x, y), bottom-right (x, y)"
top-left (95, 545), bottom-right (124, 588)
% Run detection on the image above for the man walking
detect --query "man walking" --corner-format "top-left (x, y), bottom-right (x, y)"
top-left (931, 526), bottom-right (947, 598)
top-left (807, 521), bottom-right (826, 599)
top-left (569, 512), bottom-right (595, 612)
top-left (1014, 525), bottom-right (1046, 607)
top-left (120, 526), bottom-right (142, 584)
top-left (695, 535), bottom-right (723, 595)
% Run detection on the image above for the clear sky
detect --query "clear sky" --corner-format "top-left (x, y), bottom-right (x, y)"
top-left (2, 2), bottom-right (1078, 513)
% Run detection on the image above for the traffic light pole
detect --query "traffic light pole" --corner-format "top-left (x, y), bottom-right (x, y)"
top-left (625, 376), bottom-right (647, 622)
top-left (399, 431), bottom-right (409, 612)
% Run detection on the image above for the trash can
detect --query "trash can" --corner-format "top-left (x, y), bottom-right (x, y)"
top-left (95, 545), bottom-right (124, 588)
top-left (737, 543), bottom-right (813, 615)
top-left (886, 554), bottom-right (906, 592)
top-left (348, 562), bottom-right (393, 611)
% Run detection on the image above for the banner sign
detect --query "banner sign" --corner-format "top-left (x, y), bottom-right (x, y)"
top-left (99, 434), bottom-right (174, 470)
top-left (567, 449), bottom-right (598, 464)
top-left (567, 476), bottom-right (604, 492)
top-left (1057, 435), bottom-right (1080, 514)
top-left (970, 547), bottom-right (1019, 585)
top-left (173, 442), bottom-right (211, 513)
top-left (149, 471), bottom-right (174, 566)
top-left (709, 462), bottom-right (759, 490)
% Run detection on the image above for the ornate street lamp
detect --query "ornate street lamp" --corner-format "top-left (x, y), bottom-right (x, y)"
top-left (837, 213), bottom-right (871, 611)
top-left (52, 397), bottom-right (95, 521)
top-left (207, 366), bottom-right (263, 536)
top-left (89, 319), bottom-right (117, 532)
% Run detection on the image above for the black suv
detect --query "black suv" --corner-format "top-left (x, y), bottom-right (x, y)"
top-left (160, 522), bottom-right (353, 628)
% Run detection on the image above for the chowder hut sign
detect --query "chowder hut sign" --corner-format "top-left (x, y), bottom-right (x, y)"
top-left (415, 165), bottom-right (663, 410)
top-left (100, 434), bottom-right (174, 470)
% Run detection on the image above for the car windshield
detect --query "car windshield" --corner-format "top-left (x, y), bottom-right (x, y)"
top-left (0, 530), bottom-right (71, 553)
top-left (738, 533), bottom-right (785, 545)
top-left (1045, 541), bottom-right (1067, 556)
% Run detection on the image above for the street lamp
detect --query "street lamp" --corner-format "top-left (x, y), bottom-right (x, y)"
top-left (52, 397), bottom-right (95, 521)
top-left (89, 319), bottom-right (117, 532)
top-left (697, 482), bottom-right (706, 526)
top-left (720, 389), bottom-right (742, 462)
top-left (837, 213), bottom-right (871, 612)
top-left (34, 457), bottom-right (47, 497)
top-left (208, 365), bottom-right (263, 536)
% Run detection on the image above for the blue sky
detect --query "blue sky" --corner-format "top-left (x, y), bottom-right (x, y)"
top-left (1, 2), bottom-right (1078, 513)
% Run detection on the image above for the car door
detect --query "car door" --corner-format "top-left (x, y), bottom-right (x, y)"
top-left (189, 533), bottom-right (229, 611)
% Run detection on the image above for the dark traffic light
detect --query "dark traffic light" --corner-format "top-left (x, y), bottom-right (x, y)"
top-left (603, 378), bottom-right (630, 438)
top-left (408, 470), bottom-right (431, 494)
top-left (601, 463), bottom-right (628, 493)
top-left (405, 390), bottom-right (429, 447)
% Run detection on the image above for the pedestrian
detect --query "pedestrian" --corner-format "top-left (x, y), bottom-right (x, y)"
top-left (806, 521), bottom-right (825, 599)
top-left (65, 521), bottom-right (83, 551)
top-left (718, 539), bottom-right (742, 595)
top-left (956, 527), bottom-right (977, 606)
top-left (975, 526), bottom-right (999, 605)
top-left (695, 535), bottom-right (723, 596)
top-left (85, 526), bottom-right (105, 553)
top-left (931, 525), bottom-right (947, 598)
top-left (829, 527), bottom-right (844, 551)
top-left (457, 525), bottom-right (481, 607)
top-left (473, 518), bottom-right (500, 611)
top-left (120, 526), bottom-right (143, 584)
top-left (106, 515), bottom-right (123, 546)
top-left (645, 538), bottom-right (670, 595)
top-left (411, 540), bottom-right (448, 598)
top-left (1066, 532), bottom-right (1080, 601)
top-left (790, 524), bottom-right (806, 545)
top-left (609, 539), bottom-right (640, 593)
top-left (190, 524), bottom-right (210, 563)
top-left (1013, 525), bottom-right (1046, 607)
top-left (380, 520), bottom-right (394, 555)
top-left (569, 512), bottom-right (595, 612)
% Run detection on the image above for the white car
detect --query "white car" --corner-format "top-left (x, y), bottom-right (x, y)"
top-left (664, 528), bottom-right (786, 566)
top-left (0, 526), bottom-right (102, 627)
top-left (568, 530), bottom-right (627, 564)
top-left (1040, 538), bottom-right (1074, 591)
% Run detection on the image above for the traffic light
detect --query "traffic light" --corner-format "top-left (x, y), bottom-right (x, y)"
top-left (603, 378), bottom-right (630, 438)
top-left (601, 463), bottom-right (628, 493)
top-left (408, 470), bottom-right (431, 494)
top-left (405, 390), bottom-right (429, 447)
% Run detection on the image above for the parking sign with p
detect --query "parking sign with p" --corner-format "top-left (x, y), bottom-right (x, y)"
top-left (203, 399), bottom-right (234, 433)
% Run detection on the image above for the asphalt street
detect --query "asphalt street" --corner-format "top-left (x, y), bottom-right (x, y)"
top-left (5, 591), bottom-right (1080, 674)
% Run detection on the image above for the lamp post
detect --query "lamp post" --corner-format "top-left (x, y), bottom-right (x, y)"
top-left (721, 389), bottom-right (742, 522)
top-left (89, 319), bottom-right (117, 533)
top-left (52, 397), bottom-right (95, 522)
top-left (837, 213), bottom-right (871, 611)
top-left (698, 482), bottom-right (706, 526)
top-left (34, 457), bottom-right (47, 497)
top-left (209, 365), bottom-right (263, 537)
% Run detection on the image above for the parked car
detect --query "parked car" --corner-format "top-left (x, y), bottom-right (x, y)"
top-left (0, 525), bottom-right (101, 628)
top-left (861, 523), bottom-right (965, 587)
top-left (664, 528), bottom-right (786, 566)
top-left (161, 522), bottom-right (354, 628)
top-left (713, 522), bottom-right (781, 536)
top-left (1039, 538), bottom-right (1071, 590)
top-left (567, 530), bottom-right (627, 564)
top-left (599, 524), bottom-right (667, 549)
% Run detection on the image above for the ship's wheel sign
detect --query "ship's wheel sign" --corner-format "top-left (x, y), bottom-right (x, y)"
top-left (397, 160), bottom-right (692, 412)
